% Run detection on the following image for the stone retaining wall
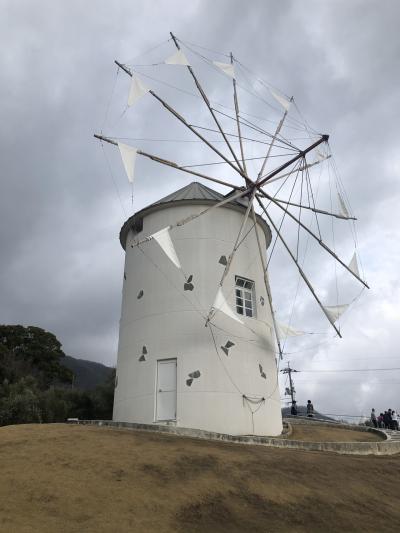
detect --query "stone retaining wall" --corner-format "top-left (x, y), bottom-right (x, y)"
top-left (68, 419), bottom-right (400, 456)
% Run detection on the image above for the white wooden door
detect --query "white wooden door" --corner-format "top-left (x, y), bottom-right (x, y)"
top-left (156, 359), bottom-right (177, 421)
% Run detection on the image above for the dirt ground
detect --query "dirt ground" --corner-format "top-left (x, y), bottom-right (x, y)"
top-left (286, 424), bottom-right (383, 442)
top-left (0, 424), bottom-right (399, 533)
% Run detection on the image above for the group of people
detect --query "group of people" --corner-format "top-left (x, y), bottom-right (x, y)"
top-left (290, 400), bottom-right (314, 417)
top-left (370, 408), bottom-right (399, 430)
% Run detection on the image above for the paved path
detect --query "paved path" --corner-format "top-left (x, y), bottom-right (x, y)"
top-left (383, 429), bottom-right (400, 441)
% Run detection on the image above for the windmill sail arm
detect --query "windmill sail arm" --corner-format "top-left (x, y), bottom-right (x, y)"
top-left (256, 102), bottom-right (291, 181)
top-left (256, 135), bottom-right (329, 188)
top-left (250, 206), bottom-right (283, 359)
top-left (259, 191), bottom-right (369, 288)
top-left (205, 197), bottom-right (255, 324)
top-left (174, 188), bottom-right (251, 228)
top-left (115, 60), bottom-right (246, 178)
top-left (261, 196), bottom-right (357, 220)
top-left (170, 34), bottom-right (244, 173)
top-left (93, 134), bottom-right (241, 191)
top-left (230, 52), bottom-right (248, 177)
top-left (255, 196), bottom-right (342, 337)
top-left (261, 156), bottom-right (331, 185)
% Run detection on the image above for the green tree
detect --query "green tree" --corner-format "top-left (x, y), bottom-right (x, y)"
top-left (0, 325), bottom-right (73, 388)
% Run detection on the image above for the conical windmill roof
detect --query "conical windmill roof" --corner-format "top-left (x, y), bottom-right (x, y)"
top-left (119, 181), bottom-right (271, 249)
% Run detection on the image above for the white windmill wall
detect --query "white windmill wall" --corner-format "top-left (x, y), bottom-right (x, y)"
top-left (113, 200), bottom-right (283, 436)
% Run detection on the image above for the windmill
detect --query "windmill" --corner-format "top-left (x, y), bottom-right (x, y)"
top-left (94, 34), bottom-right (368, 436)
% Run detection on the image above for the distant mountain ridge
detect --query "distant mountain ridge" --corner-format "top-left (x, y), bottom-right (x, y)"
top-left (61, 356), bottom-right (114, 390)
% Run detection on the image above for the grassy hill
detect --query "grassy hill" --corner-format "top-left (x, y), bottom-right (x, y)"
top-left (1, 424), bottom-right (399, 532)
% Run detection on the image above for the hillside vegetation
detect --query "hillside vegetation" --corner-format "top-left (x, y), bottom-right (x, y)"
top-left (61, 355), bottom-right (114, 390)
top-left (1, 424), bottom-right (399, 533)
top-left (0, 325), bottom-right (114, 425)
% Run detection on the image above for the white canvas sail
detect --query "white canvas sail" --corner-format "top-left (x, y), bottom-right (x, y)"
top-left (337, 192), bottom-right (349, 218)
top-left (324, 304), bottom-right (349, 323)
top-left (269, 88), bottom-right (291, 111)
top-left (128, 75), bottom-right (150, 106)
top-left (277, 322), bottom-right (304, 337)
top-left (213, 288), bottom-right (244, 324)
top-left (213, 61), bottom-right (235, 79)
top-left (348, 252), bottom-right (360, 277)
top-left (315, 149), bottom-right (328, 162)
top-left (165, 49), bottom-right (190, 66)
top-left (117, 143), bottom-right (137, 183)
top-left (151, 227), bottom-right (181, 269)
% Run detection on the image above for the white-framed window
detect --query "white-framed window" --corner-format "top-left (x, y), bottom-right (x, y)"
top-left (235, 276), bottom-right (256, 318)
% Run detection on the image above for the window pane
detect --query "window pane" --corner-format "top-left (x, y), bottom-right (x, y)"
top-left (244, 291), bottom-right (251, 300)
top-left (244, 281), bottom-right (253, 289)
top-left (237, 307), bottom-right (244, 315)
top-left (236, 278), bottom-right (244, 287)
top-left (245, 299), bottom-right (252, 308)
top-left (235, 289), bottom-right (241, 297)
top-left (245, 309), bottom-right (253, 317)
top-left (236, 297), bottom-right (243, 306)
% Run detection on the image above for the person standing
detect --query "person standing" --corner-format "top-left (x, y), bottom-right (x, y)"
top-left (291, 401), bottom-right (298, 416)
top-left (307, 400), bottom-right (314, 417)
top-left (370, 408), bottom-right (377, 428)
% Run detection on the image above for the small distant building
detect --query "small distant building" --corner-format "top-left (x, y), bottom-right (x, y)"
top-left (113, 182), bottom-right (282, 436)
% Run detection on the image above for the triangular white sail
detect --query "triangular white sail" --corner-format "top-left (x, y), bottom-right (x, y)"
top-left (128, 74), bottom-right (150, 107)
top-left (165, 49), bottom-right (190, 66)
top-left (348, 252), bottom-right (360, 277)
top-left (324, 304), bottom-right (349, 323)
top-left (213, 288), bottom-right (244, 324)
top-left (315, 149), bottom-right (328, 162)
top-left (277, 322), bottom-right (304, 337)
top-left (337, 193), bottom-right (349, 218)
top-left (151, 227), bottom-right (181, 269)
top-left (213, 61), bottom-right (235, 79)
top-left (269, 88), bottom-right (291, 111)
top-left (117, 142), bottom-right (137, 183)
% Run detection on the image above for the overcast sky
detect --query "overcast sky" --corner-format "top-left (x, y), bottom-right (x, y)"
top-left (1, 0), bottom-right (399, 420)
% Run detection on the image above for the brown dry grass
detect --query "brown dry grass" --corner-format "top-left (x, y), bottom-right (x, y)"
top-left (0, 423), bottom-right (399, 533)
top-left (286, 424), bottom-right (383, 442)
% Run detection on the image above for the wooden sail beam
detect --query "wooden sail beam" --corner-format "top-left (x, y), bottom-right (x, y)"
top-left (256, 100), bottom-right (292, 182)
top-left (219, 196), bottom-right (254, 286)
top-left (257, 195), bottom-right (357, 221)
top-left (263, 156), bottom-right (331, 184)
top-left (258, 192), bottom-right (369, 288)
top-left (169, 33), bottom-right (244, 173)
top-left (213, 108), bottom-right (299, 152)
top-left (174, 188), bottom-right (252, 228)
top-left (94, 133), bottom-right (242, 191)
top-left (250, 206), bottom-right (283, 360)
top-left (205, 196), bottom-right (255, 325)
top-left (255, 196), bottom-right (342, 337)
top-left (128, 188), bottom-right (252, 249)
top-left (114, 60), bottom-right (246, 179)
top-left (230, 52), bottom-right (248, 178)
top-left (256, 135), bottom-right (329, 188)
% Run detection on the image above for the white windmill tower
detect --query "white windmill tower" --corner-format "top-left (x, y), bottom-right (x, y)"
top-left (95, 34), bottom-right (368, 436)
top-left (113, 181), bottom-right (282, 435)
